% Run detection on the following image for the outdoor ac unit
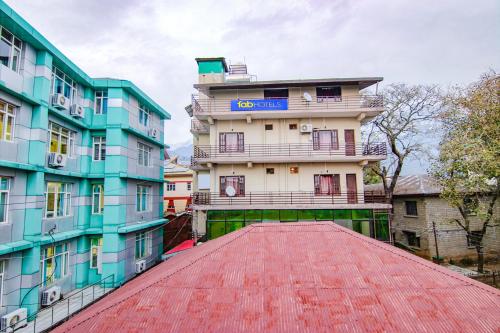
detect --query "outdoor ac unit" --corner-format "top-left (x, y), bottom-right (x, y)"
top-left (0, 308), bottom-right (27, 332)
top-left (48, 152), bottom-right (67, 168)
top-left (41, 286), bottom-right (61, 306)
top-left (300, 124), bottom-right (313, 133)
top-left (70, 104), bottom-right (84, 118)
top-left (135, 259), bottom-right (147, 273)
top-left (51, 93), bottom-right (69, 110)
top-left (148, 128), bottom-right (159, 139)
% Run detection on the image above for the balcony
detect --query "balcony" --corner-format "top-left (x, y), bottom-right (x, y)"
top-left (190, 119), bottom-right (210, 134)
top-left (192, 191), bottom-right (390, 210)
top-left (193, 142), bottom-right (386, 164)
top-left (191, 94), bottom-right (383, 120)
top-left (190, 157), bottom-right (209, 171)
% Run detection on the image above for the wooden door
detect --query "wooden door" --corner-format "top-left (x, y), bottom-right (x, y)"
top-left (346, 174), bottom-right (357, 204)
top-left (345, 129), bottom-right (355, 156)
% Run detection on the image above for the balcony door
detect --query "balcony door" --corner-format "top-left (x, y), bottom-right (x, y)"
top-left (219, 132), bottom-right (244, 153)
top-left (220, 176), bottom-right (245, 197)
top-left (314, 174), bottom-right (340, 196)
top-left (344, 129), bottom-right (355, 156)
top-left (313, 130), bottom-right (339, 151)
top-left (346, 174), bottom-right (357, 204)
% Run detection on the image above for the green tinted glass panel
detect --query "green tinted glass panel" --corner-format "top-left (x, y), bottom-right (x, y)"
top-left (375, 219), bottom-right (390, 241)
top-left (262, 210), bottom-right (280, 221)
top-left (359, 220), bottom-right (371, 237)
top-left (226, 210), bottom-right (245, 221)
top-left (208, 222), bottom-right (226, 239)
top-left (334, 209), bottom-right (351, 220)
top-left (280, 210), bottom-right (297, 222)
top-left (226, 222), bottom-right (244, 233)
top-left (245, 210), bottom-right (262, 221)
top-left (315, 210), bottom-right (333, 221)
top-left (352, 209), bottom-right (372, 220)
top-left (207, 210), bottom-right (225, 221)
top-left (376, 212), bottom-right (389, 221)
top-left (297, 210), bottom-right (316, 221)
top-left (352, 220), bottom-right (361, 233)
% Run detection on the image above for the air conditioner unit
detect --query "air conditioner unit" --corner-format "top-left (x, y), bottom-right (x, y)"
top-left (41, 286), bottom-right (61, 306)
top-left (300, 124), bottom-right (313, 133)
top-left (48, 152), bottom-right (67, 168)
top-left (70, 104), bottom-right (84, 118)
top-left (135, 259), bottom-right (147, 273)
top-left (1, 308), bottom-right (27, 332)
top-left (51, 93), bottom-right (69, 110)
top-left (148, 128), bottom-right (159, 139)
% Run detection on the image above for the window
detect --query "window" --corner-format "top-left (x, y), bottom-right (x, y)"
top-left (266, 168), bottom-right (275, 175)
top-left (139, 104), bottom-right (150, 127)
top-left (92, 136), bottom-right (106, 161)
top-left (166, 183), bottom-right (176, 191)
top-left (0, 177), bottom-right (9, 223)
top-left (0, 261), bottom-right (4, 307)
top-left (467, 231), bottom-right (482, 248)
top-left (0, 26), bottom-right (22, 72)
top-left (40, 243), bottom-right (70, 286)
top-left (94, 91), bottom-right (108, 115)
top-left (289, 124), bottom-right (297, 130)
top-left (51, 67), bottom-right (77, 104)
top-left (92, 184), bottom-right (104, 214)
top-left (312, 130), bottom-right (339, 150)
top-left (137, 142), bottom-right (152, 167)
top-left (314, 174), bottom-right (341, 196)
top-left (264, 88), bottom-right (288, 99)
top-left (405, 201), bottom-right (418, 216)
top-left (463, 197), bottom-right (479, 216)
top-left (220, 176), bottom-right (245, 197)
top-left (290, 167), bottom-right (299, 174)
top-left (45, 182), bottom-right (72, 218)
top-left (0, 100), bottom-right (15, 141)
top-left (90, 238), bottom-right (103, 272)
top-left (316, 86), bottom-right (341, 101)
top-left (48, 122), bottom-right (75, 157)
top-left (136, 185), bottom-right (151, 212)
top-left (219, 132), bottom-right (244, 153)
top-left (135, 231), bottom-right (152, 259)
top-left (187, 182), bottom-right (192, 191)
top-left (265, 124), bottom-right (273, 130)
top-left (403, 231), bottom-right (420, 248)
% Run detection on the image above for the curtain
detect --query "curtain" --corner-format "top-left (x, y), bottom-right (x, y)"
top-left (319, 175), bottom-right (333, 195)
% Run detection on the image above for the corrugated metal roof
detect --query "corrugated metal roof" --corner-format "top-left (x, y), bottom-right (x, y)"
top-left (53, 223), bottom-right (500, 333)
top-left (365, 175), bottom-right (442, 196)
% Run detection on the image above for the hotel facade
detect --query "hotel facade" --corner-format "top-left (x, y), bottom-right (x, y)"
top-left (188, 58), bottom-right (391, 240)
top-left (0, 1), bottom-right (170, 318)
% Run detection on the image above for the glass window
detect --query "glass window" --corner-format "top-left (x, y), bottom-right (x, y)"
top-left (219, 176), bottom-right (245, 197)
top-left (405, 201), bottom-right (418, 216)
top-left (219, 132), bottom-right (244, 153)
top-left (90, 238), bottom-right (103, 272)
top-left (51, 67), bottom-right (77, 104)
top-left (136, 185), bottom-right (151, 212)
top-left (403, 231), bottom-right (420, 248)
top-left (135, 231), bottom-right (152, 259)
top-left (137, 142), bottom-right (152, 167)
top-left (93, 136), bottom-right (106, 161)
top-left (138, 104), bottom-right (150, 127)
top-left (48, 122), bottom-right (75, 157)
top-left (0, 177), bottom-right (9, 223)
top-left (40, 243), bottom-right (70, 286)
top-left (92, 184), bottom-right (104, 214)
top-left (45, 182), bottom-right (72, 218)
top-left (0, 100), bottom-right (16, 141)
top-left (316, 86), bottom-right (341, 101)
top-left (166, 183), bottom-right (175, 191)
top-left (0, 26), bottom-right (22, 72)
top-left (0, 261), bottom-right (4, 307)
top-left (187, 182), bottom-right (192, 191)
top-left (94, 91), bottom-right (108, 115)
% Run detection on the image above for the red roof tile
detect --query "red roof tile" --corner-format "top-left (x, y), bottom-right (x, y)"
top-left (53, 223), bottom-right (500, 333)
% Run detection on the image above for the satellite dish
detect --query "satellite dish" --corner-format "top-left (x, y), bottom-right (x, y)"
top-left (303, 92), bottom-right (312, 102)
top-left (225, 186), bottom-right (236, 197)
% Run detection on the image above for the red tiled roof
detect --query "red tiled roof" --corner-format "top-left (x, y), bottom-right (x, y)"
top-left (54, 223), bottom-right (500, 333)
top-left (165, 239), bottom-right (195, 255)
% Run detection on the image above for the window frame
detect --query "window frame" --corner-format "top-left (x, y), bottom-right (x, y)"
top-left (0, 26), bottom-right (23, 73)
top-left (403, 231), bottom-right (421, 248)
top-left (92, 184), bottom-right (104, 215)
top-left (48, 122), bottom-right (76, 157)
top-left (404, 201), bottom-right (418, 217)
top-left (0, 260), bottom-right (4, 307)
top-left (313, 174), bottom-right (341, 196)
top-left (316, 86), bottom-right (342, 101)
top-left (135, 231), bottom-right (152, 260)
top-left (90, 238), bottom-right (103, 272)
top-left (187, 182), bottom-right (192, 191)
top-left (45, 182), bottom-right (72, 218)
top-left (0, 100), bottom-right (16, 142)
top-left (40, 243), bottom-right (70, 287)
top-left (137, 142), bottom-right (152, 167)
top-left (138, 104), bottom-right (151, 127)
top-left (92, 136), bottom-right (106, 161)
top-left (166, 183), bottom-right (176, 191)
top-left (219, 132), bottom-right (245, 153)
top-left (51, 67), bottom-right (78, 104)
top-left (94, 91), bottom-right (108, 115)
top-left (0, 176), bottom-right (10, 223)
top-left (312, 129), bottom-right (339, 151)
top-left (136, 185), bottom-right (151, 212)
top-left (219, 176), bottom-right (245, 197)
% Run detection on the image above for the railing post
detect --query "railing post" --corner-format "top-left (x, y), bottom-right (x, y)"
top-left (250, 192), bottom-right (252, 205)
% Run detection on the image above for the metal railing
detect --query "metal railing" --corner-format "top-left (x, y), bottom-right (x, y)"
top-left (7, 274), bottom-right (115, 333)
top-left (190, 119), bottom-right (209, 133)
top-left (192, 191), bottom-right (388, 206)
top-left (192, 94), bottom-right (383, 114)
top-left (193, 142), bottom-right (387, 160)
top-left (190, 157), bottom-right (209, 170)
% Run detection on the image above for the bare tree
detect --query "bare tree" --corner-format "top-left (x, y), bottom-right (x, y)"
top-left (364, 84), bottom-right (443, 205)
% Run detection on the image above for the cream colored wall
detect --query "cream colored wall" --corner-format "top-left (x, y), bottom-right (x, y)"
top-left (210, 162), bottom-right (364, 194)
top-left (164, 174), bottom-right (193, 213)
top-left (206, 85), bottom-right (360, 99)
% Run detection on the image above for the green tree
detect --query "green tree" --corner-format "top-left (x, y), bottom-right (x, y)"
top-left (430, 71), bottom-right (499, 273)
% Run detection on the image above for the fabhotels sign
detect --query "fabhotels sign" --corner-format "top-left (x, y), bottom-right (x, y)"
top-left (231, 99), bottom-right (288, 111)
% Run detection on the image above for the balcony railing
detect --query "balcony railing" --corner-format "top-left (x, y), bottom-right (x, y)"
top-left (191, 94), bottom-right (383, 114)
top-left (191, 119), bottom-right (209, 133)
top-left (193, 143), bottom-right (387, 160)
top-left (192, 191), bottom-right (388, 206)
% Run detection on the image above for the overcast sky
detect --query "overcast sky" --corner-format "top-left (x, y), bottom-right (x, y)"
top-left (7, 0), bottom-right (499, 147)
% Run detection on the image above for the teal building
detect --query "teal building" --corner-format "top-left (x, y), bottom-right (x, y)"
top-left (0, 1), bottom-right (170, 317)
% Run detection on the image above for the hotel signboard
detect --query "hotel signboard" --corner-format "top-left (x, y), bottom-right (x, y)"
top-left (231, 99), bottom-right (288, 111)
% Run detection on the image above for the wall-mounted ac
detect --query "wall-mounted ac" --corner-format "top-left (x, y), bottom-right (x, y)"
top-left (70, 104), bottom-right (84, 118)
top-left (48, 152), bottom-right (67, 168)
top-left (51, 94), bottom-right (69, 110)
top-left (300, 124), bottom-right (313, 133)
top-left (148, 128), bottom-right (159, 139)
top-left (41, 286), bottom-right (61, 306)
top-left (0, 308), bottom-right (27, 332)
top-left (135, 259), bottom-right (147, 273)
